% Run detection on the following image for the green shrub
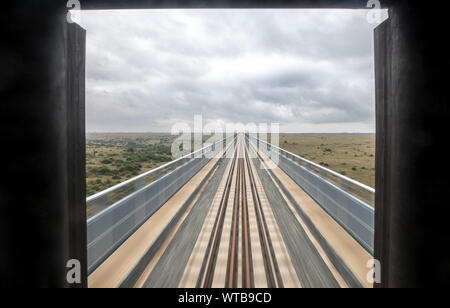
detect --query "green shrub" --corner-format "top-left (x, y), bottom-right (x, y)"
top-left (87, 166), bottom-right (114, 176)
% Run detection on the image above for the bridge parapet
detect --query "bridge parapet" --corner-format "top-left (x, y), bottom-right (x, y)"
top-left (249, 136), bottom-right (375, 255)
top-left (86, 137), bottom-right (233, 274)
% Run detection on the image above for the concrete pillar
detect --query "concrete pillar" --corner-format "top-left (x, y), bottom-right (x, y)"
top-left (374, 3), bottom-right (450, 287)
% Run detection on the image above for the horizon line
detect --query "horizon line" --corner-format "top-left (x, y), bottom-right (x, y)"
top-left (86, 131), bottom-right (376, 134)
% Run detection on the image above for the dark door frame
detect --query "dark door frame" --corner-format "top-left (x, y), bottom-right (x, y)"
top-left (2, 0), bottom-right (449, 288)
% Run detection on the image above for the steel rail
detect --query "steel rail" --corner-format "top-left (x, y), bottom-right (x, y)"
top-left (244, 144), bottom-right (282, 288)
top-left (226, 157), bottom-right (241, 288)
top-left (241, 157), bottom-right (253, 288)
top-left (197, 146), bottom-right (238, 288)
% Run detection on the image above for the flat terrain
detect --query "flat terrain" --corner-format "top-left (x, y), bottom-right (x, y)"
top-left (86, 133), bottom-right (225, 196)
top-left (86, 133), bottom-right (375, 197)
top-left (277, 134), bottom-right (375, 188)
top-left (86, 133), bottom-right (177, 196)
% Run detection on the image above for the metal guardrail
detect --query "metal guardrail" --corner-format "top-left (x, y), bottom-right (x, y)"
top-left (249, 136), bottom-right (375, 255)
top-left (87, 137), bottom-right (233, 274)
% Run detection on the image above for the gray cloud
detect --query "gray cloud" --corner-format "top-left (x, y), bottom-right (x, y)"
top-left (80, 9), bottom-right (388, 133)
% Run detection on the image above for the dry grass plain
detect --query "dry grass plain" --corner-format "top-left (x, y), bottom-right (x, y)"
top-left (86, 133), bottom-right (375, 199)
top-left (277, 134), bottom-right (375, 188)
top-left (86, 133), bottom-right (177, 196)
top-left (86, 133), bottom-right (226, 197)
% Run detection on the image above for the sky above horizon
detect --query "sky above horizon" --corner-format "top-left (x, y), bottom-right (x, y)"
top-left (80, 9), bottom-right (388, 133)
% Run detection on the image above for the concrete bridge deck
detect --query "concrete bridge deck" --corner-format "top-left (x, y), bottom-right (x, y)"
top-left (88, 135), bottom-right (372, 288)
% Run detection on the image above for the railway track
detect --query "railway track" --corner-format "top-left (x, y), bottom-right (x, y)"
top-left (196, 146), bottom-right (238, 288)
top-left (90, 134), bottom-right (371, 288)
top-left (194, 137), bottom-right (288, 288)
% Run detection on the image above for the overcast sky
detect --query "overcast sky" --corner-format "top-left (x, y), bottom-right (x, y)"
top-left (80, 9), bottom-right (388, 133)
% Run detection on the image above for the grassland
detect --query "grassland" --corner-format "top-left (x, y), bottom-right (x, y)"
top-left (277, 134), bottom-right (375, 188)
top-left (86, 133), bottom-right (225, 197)
top-left (86, 132), bottom-right (375, 198)
top-left (86, 133), bottom-right (177, 197)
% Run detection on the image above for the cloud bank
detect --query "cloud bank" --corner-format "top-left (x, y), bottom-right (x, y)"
top-left (80, 9), bottom-right (388, 133)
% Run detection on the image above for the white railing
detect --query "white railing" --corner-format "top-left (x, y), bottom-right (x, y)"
top-left (87, 137), bottom-right (233, 274)
top-left (248, 135), bottom-right (375, 255)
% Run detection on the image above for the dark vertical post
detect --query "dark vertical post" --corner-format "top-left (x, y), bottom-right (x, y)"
top-left (374, 17), bottom-right (391, 288)
top-left (374, 3), bottom-right (450, 287)
top-left (67, 22), bottom-right (88, 288)
top-left (0, 3), bottom-right (87, 287)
